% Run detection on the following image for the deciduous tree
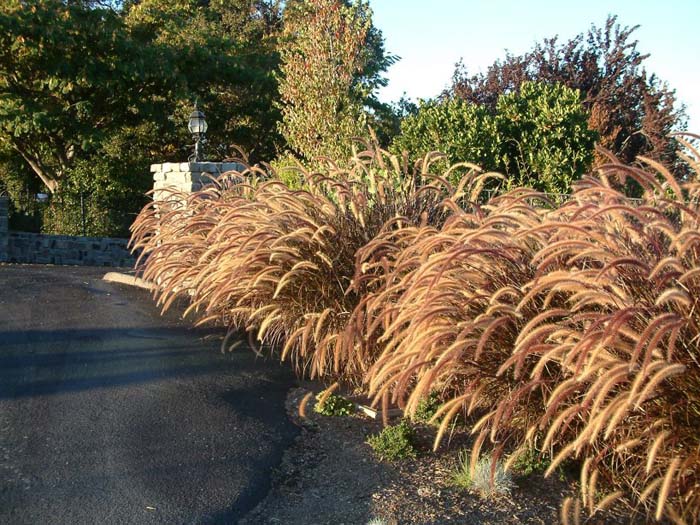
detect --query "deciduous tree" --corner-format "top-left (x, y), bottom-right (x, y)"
top-left (0, 0), bottom-right (285, 235)
top-left (0, 0), bottom-right (171, 193)
top-left (451, 15), bottom-right (685, 170)
top-left (277, 0), bottom-right (395, 163)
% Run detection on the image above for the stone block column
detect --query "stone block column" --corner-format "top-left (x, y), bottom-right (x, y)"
top-left (0, 197), bottom-right (8, 262)
top-left (150, 162), bottom-right (245, 203)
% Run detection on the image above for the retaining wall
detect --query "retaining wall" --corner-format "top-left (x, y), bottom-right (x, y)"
top-left (0, 197), bottom-right (8, 263)
top-left (0, 160), bottom-right (243, 267)
top-left (0, 196), bottom-right (135, 267)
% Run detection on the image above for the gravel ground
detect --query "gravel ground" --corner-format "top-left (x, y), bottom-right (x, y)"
top-left (240, 388), bottom-right (636, 525)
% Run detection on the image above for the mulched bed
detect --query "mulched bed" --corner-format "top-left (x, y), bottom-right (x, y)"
top-left (239, 387), bottom-right (636, 525)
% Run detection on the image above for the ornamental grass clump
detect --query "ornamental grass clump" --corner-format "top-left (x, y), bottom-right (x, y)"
top-left (361, 183), bottom-right (563, 509)
top-left (364, 135), bottom-right (700, 523)
top-left (512, 141), bottom-right (700, 523)
top-left (129, 168), bottom-right (268, 311)
top-left (130, 141), bottom-right (477, 385)
top-left (131, 131), bottom-right (700, 523)
top-left (451, 451), bottom-right (514, 499)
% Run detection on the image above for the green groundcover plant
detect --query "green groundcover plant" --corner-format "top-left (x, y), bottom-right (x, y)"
top-left (366, 420), bottom-right (417, 461)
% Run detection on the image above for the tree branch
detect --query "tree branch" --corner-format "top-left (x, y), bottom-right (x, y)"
top-left (11, 141), bottom-right (59, 193)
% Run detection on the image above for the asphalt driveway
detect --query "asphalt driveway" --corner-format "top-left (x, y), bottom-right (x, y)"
top-left (0, 264), bottom-right (298, 524)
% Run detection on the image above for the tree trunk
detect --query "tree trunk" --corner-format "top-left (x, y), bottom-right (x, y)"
top-left (13, 145), bottom-right (59, 193)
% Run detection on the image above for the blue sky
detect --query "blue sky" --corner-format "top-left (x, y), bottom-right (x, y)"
top-left (371, 1), bottom-right (700, 132)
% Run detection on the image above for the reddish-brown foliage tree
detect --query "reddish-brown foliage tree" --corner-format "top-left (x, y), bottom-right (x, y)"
top-left (450, 16), bottom-right (686, 172)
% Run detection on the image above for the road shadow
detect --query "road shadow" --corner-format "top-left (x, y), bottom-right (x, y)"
top-left (0, 327), bottom-right (292, 400)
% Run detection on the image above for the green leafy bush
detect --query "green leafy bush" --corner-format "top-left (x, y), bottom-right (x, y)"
top-left (314, 392), bottom-right (355, 417)
top-left (451, 16), bottom-right (684, 172)
top-left (495, 81), bottom-right (596, 194)
top-left (366, 420), bottom-right (416, 461)
top-left (268, 153), bottom-right (307, 189)
top-left (390, 98), bottom-right (501, 179)
top-left (42, 153), bottom-right (149, 237)
top-left (390, 81), bottom-right (596, 194)
top-left (509, 446), bottom-right (552, 477)
top-left (412, 391), bottom-right (441, 424)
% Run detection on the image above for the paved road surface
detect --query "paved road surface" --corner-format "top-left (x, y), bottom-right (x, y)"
top-left (0, 265), bottom-right (298, 524)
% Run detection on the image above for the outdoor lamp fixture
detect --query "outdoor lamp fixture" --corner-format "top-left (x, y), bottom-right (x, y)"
top-left (188, 102), bottom-right (208, 161)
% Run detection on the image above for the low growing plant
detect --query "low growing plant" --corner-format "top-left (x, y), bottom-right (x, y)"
top-left (411, 391), bottom-right (441, 425)
top-left (510, 446), bottom-right (552, 477)
top-left (452, 451), bottom-right (514, 498)
top-left (451, 449), bottom-right (473, 490)
top-left (366, 420), bottom-right (416, 461)
top-left (314, 392), bottom-right (355, 417)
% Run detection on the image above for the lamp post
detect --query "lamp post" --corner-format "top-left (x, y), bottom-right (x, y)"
top-left (188, 102), bottom-right (208, 162)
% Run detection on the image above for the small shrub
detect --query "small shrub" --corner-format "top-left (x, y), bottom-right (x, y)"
top-left (510, 446), bottom-right (552, 477)
top-left (472, 456), bottom-right (514, 498)
top-left (412, 391), bottom-right (441, 424)
top-left (314, 392), bottom-right (355, 417)
top-left (452, 452), bottom-right (514, 498)
top-left (268, 153), bottom-right (306, 189)
top-left (367, 420), bottom-right (416, 461)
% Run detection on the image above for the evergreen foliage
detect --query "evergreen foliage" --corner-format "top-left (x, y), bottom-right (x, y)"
top-left (392, 82), bottom-right (597, 194)
top-left (495, 82), bottom-right (596, 194)
top-left (391, 98), bottom-right (501, 176)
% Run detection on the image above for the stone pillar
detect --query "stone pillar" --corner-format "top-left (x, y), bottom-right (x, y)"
top-left (0, 197), bottom-right (8, 262)
top-left (150, 162), bottom-right (245, 202)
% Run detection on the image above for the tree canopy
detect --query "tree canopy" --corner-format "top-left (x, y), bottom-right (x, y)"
top-left (0, 6), bottom-right (689, 236)
top-left (0, 0), bottom-right (285, 235)
top-left (0, 1), bottom-right (170, 192)
top-left (276, 0), bottom-right (396, 163)
top-left (450, 15), bottom-right (685, 170)
top-left (392, 82), bottom-right (597, 195)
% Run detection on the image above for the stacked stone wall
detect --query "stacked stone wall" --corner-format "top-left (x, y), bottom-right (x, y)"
top-left (0, 196), bottom-right (135, 267)
top-left (6, 232), bottom-right (135, 267)
top-left (0, 197), bottom-right (8, 262)
top-left (0, 160), bottom-right (241, 267)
